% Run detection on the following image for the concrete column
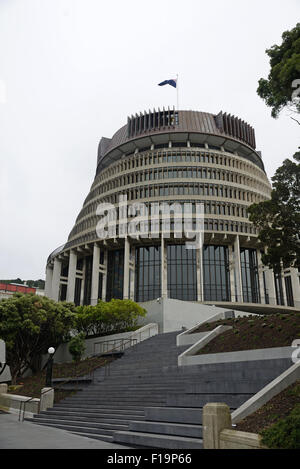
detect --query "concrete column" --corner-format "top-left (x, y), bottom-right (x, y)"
top-left (290, 267), bottom-right (300, 307)
top-left (129, 246), bottom-right (135, 300)
top-left (80, 259), bottom-right (86, 305)
top-left (66, 250), bottom-right (77, 303)
top-left (51, 258), bottom-right (62, 301)
top-left (265, 268), bottom-right (276, 305)
top-left (233, 235), bottom-right (243, 302)
top-left (45, 267), bottom-right (53, 298)
top-left (202, 402), bottom-right (232, 449)
top-left (123, 237), bottom-right (130, 299)
top-left (161, 236), bottom-right (168, 298)
top-left (228, 244), bottom-right (235, 302)
top-left (281, 271), bottom-right (288, 306)
top-left (40, 387), bottom-right (54, 412)
top-left (91, 244), bottom-right (100, 306)
top-left (101, 249), bottom-right (108, 302)
top-left (196, 245), bottom-right (204, 302)
top-left (256, 249), bottom-right (265, 304)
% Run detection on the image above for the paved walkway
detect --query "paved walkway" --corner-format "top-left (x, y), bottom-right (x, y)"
top-left (0, 412), bottom-right (131, 449)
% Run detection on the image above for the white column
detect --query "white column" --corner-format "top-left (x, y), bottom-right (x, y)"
top-left (66, 250), bottom-right (77, 303)
top-left (91, 244), bottom-right (100, 306)
top-left (51, 258), bottom-right (62, 301)
top-left (196, 245), bottom-right (204, 302)
top-left (45, 267), bottom-right (53, 298)
top-left (234, 235), bottom-right (243, 302)
top-left (123, 238), bottom-right (130, 299)
top-left (129, 247), bottom-right (135, 300)
top-left (265, 268), bottom-right (276, 305)
top-left (161, 236), bottom-right (167, 298)
top-left (228, 244), bottom-right (235, 302)
top-left (256, 249), bottom-right (266, 304)
top-left (290, 267), bottom-right (300, 307)
top-left (80, 259), bottom-right (86, 305)
top-left (101, 249), bottom-right (108, 302)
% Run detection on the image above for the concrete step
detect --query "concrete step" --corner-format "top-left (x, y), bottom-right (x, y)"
top-left (129, 420), bottom-right (203, 438)
top-left (27, 417), bottom-right (128, 433)
top-left (113, 431), bottom-right (203, 449)
top-left (166, 393), bottom-right (253, 408)
top-left (144, 407), bottom-right (203, 425)
top-left (45, 407), bottom-right (145, 414)
top-left (34, 413), bottom-right (144, 425)
top-left (53, 403), bottom-right (146, 410)
top-left (30, 420), bottom-right (122, 436)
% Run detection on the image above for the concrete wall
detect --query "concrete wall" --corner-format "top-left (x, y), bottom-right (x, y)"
top-left (43, 323), bottom-right (158, 365)
top-left (139, 298), bottom-right (244, 333)
top-left (202, 402), bottom-right (266, 449)
top-left (0, 339), bottom-right (11, 383)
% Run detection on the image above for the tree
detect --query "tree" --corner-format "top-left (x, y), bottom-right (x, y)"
top-left (257, 23), bottom-right (300, 121)
top-left (248, 150), bottom-right (300, 272)
top-left (68, 333), bottom-right (86, 363)
top-left (75, 299), bottom-right (147, 338)
top-left (0, 294), bottom-right (76, 383)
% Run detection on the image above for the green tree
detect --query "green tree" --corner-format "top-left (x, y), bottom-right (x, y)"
top-left (257, 23), bottom-right (300, 121)
top-left (75, 299), bottom-right (146, 338)
top-left (0, 294), bottom-right (76, 383)
top-left (248, 150), bottom-right (300, 272)
top-left (68, 332), bottom-right (86, 363)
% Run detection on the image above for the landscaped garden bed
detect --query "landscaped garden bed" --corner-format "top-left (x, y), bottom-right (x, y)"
top-left (194, 313), bottom-right (300, 354)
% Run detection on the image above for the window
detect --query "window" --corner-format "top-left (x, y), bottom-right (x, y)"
top-left (240, 248), bottom-right (260, 303)
top-left (167, 245), bottom-right (197, 301)
top-left (135, 246), bottom-right (161, 302)
top-left (203, 245), bottom-right (231, 301)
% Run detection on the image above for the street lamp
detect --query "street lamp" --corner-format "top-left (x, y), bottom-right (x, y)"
top-left (45, 347), bottom-right (55, 387)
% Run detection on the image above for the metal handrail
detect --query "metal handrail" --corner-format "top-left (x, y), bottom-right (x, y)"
top-left (93, 337), bottom-right (138, 355)
top-left (19, 325), bottom-right (158, 422)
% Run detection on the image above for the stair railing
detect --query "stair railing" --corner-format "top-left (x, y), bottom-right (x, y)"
top-left (19, 330), bottom-right (156, 422)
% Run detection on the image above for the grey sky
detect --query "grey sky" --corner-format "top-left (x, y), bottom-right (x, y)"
top-left (0, 0), bottom-right (299, 280)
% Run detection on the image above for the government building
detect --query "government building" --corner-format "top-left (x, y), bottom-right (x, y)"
top-left (45, 109), bottom-right (300, 314)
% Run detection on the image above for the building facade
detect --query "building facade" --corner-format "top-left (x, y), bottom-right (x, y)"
top-left (45, 109), bottom-right (300, 313)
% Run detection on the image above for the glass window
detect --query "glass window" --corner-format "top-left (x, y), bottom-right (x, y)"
top-left (106, 249), bottom-right (124, 301)
top-left (167, 245), bottom-right (197, 301)
top-left (135, 246), bottom-right (161, 302)
top-left (240, 248), bottom-right (260, 303)
top-left (203, 245), bottom-right (231, 301)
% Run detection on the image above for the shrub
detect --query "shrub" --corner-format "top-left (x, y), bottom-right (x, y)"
top-left (260, 405), bottom-right (300, 449)
top-left (68, 333), bottom-right (86, 362)
top-left (74, 299), bottom-right (146, 337)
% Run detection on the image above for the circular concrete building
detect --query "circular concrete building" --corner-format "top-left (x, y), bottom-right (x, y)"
top-left (45, 109), bottom-right (300, 313)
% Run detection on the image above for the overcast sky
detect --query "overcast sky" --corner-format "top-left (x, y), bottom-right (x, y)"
top-left (0, 0), bottom-right (299, 281)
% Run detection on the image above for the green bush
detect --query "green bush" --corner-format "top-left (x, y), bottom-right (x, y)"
top-left (260, 405), bottom-right (300, 449)
top-left (68, 333), bottom-right (86, 362)
top-left (74, 299), bottom-right (146, 338)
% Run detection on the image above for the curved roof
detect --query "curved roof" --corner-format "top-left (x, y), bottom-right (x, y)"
top-left (97, 109), bottom-right (259, 172)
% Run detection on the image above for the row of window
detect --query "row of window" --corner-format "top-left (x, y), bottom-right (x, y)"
top-left (71, 200), bottom-right (252, 238)
top-left (75, 183), bottom-right (265, 227)
top-left (86, 165), bottom-right (269, 204)
top-left (96, 148), bottom-right (265, 186)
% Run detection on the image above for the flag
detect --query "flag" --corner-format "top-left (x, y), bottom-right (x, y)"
top-left (158, 78), bottom-right (177, 88)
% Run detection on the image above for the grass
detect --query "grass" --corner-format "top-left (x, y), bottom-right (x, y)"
top-left (235, 380), bottom-right (300, 435)
top-left (193, 312), bottom-right (300, 435)
top-left (194, 312), bottom-right (300, 354)
top-left (7, 356), bottom-right (116, 404)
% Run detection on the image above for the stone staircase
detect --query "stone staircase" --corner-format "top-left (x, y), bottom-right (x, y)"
top-left (26, 330), bottom-right (292, 448)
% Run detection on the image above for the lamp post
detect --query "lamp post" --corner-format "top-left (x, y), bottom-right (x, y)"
top-left (45, 347), bottom-right (55, 387)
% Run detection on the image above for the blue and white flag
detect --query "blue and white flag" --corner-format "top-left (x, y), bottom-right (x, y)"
top-left (158, 78), bottom-right (177, 88)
